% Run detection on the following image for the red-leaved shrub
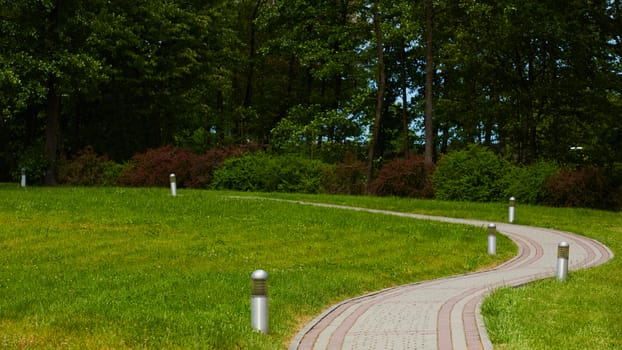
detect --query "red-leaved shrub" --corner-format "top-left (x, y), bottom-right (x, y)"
top-left (544, 167), bottom-right (617, 210)
top-left (321, 160), bottom-right (367, 195)
top-left (118, 146), bottom-right (195, 187)
top-left (371, 156), bottom-right (435, 198)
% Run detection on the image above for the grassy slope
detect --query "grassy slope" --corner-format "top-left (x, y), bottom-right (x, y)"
top-left (0, 186), bottom-right (514, 349)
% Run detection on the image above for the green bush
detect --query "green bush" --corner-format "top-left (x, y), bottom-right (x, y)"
top-left (100, 161), bottom-right (125, 186)
top-left (432, 145), bottom-right (510, 202)
top-left (500, 161), bottom-right (560, 205)
top-left (211, 153), bottom-right (329, 193)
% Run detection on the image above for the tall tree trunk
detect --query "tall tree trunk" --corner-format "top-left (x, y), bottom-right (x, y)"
top-left (366, 1), bottom-right (386, 193)
top-left (238, 1), bottom-right (264, 141)
top-left (399, 43), bottom-right (410, 158)
top-left (424, 0), bottom-right (434, 166)
top-left (44, 0), bottom-right (62, 186)
top-left (44, 80), bottom-right (61, 186)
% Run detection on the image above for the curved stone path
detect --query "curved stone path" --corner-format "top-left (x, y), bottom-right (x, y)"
top-left (269, 200), bottom-right (615, 350)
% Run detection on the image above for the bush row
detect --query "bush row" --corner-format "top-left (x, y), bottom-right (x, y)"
top-left (58, 145), bottom-right (259, 189)
top-left (56, 145), bottom-right (621, 211)
top-left (430, 145), bottom-right (621, 210)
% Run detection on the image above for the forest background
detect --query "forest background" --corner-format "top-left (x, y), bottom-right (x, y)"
top-left (1, 0), bottom-right (621, 210)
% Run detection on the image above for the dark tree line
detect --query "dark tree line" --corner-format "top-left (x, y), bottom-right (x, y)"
top-left (1, 0), bottom-right (620, 184)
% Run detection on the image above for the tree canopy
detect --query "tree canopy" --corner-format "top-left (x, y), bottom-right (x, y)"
top-left (1, 0), bottom-right (620, 183)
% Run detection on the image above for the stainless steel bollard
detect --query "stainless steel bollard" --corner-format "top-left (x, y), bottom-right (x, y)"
top-left (170, 173), bottom-right (177, 196)
top-left (20, 168), bottom-right (26, 188)
top-left (487, 223), bottom-right (497, 255)
top-left (508, 197), bottom-right (516, 223)
top-left (251, 269), bottom-right (269, 334)
top-left (556, 242), bottom-right (569, 281)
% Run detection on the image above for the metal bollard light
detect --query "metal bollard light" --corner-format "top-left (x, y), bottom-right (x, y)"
top-left (556, 241), bottom-right (570, 281)
top-left (170, 173), bottom-right (177, 197)
top-left (251, 269), bottom-right (269, 334)
top-left (508, 197), bottom-right (516, 223)
top-left (487, 223), bottom-right (497, 255)
top-left (20, 168), bottom-right (26, 188)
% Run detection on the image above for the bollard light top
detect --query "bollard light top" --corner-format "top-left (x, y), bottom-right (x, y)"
top-left (559, 241), bottom-right (570, 247)
top-left (487, 223), bottom-right (496, 228)
top-left (251, 269), bottom-right (268, 281)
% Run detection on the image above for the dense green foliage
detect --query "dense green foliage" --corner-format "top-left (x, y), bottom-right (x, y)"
top-left (1, 0), bottom-right (620, 187)
top-left (0, 185), bottom-right (515, 349)
top-left (432, 145), bottom-right (510, 202)
top-left (499, 161), bottom-right (560, 205)
top-left (211, 153), bottom-right (329, 193)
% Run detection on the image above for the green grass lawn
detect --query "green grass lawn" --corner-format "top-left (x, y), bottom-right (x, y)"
top-left (0, 185), bottom-right (515, 349)
top-left (264, 192), bottom-right (622, 350)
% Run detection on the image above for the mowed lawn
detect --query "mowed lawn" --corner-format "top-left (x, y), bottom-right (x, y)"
top-left (0, 185), bottom-right (515, 349)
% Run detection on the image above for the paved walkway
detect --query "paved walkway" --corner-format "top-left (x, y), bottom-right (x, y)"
top-left (277, 200), bottom-right (614, 350)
